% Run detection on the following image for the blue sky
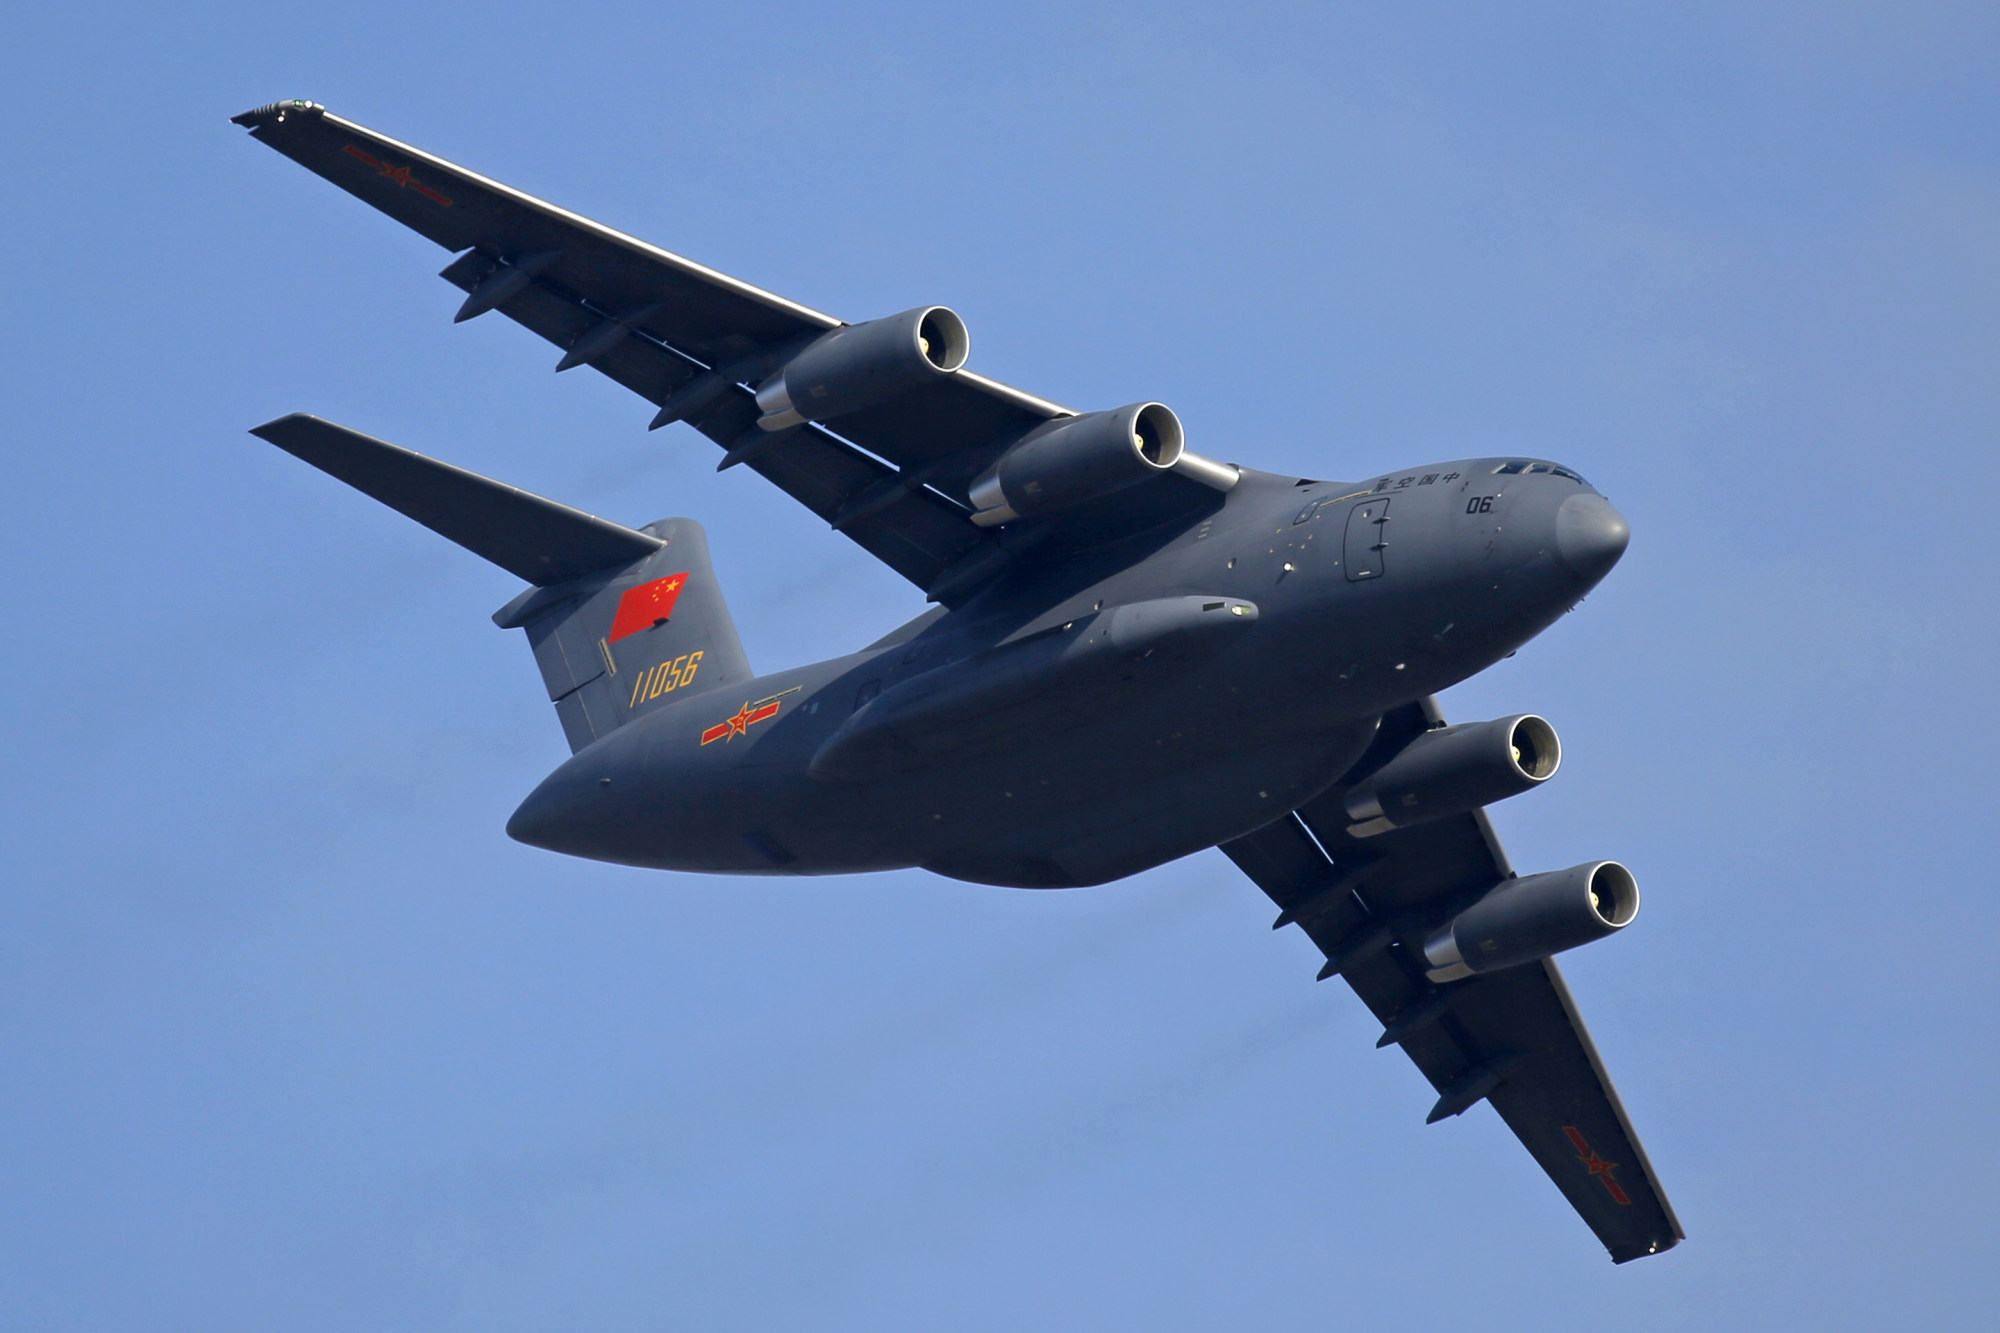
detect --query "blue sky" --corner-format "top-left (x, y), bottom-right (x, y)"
top-left (4, 3), bottom-right (1997, 1327)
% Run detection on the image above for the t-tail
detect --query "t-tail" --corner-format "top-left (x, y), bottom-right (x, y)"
top-left (250, 414), bottom-right (752, 752)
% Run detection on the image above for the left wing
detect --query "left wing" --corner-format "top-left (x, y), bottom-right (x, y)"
top-left (232, 100), bottom-right (1215, 604)
top-left (1221, 698), bottom-right (1683, 1263)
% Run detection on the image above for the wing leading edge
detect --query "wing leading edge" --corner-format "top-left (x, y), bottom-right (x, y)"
top-left (1221, 698), bottom-right (1683, 1263)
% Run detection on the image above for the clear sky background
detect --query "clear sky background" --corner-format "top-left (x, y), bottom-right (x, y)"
top-left (4, 3), bottom-right (1996, 1328)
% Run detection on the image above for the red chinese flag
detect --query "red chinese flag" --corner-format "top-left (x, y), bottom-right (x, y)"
top-left (607, 572), bottom-right (691, 643)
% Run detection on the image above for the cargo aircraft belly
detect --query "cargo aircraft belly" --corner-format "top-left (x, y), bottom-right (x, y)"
top-left (233, 100), bottom-right (1682, 1262)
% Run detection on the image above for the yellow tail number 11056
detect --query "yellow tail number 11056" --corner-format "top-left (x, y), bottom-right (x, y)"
top-left (630, 650), bottom-right (703, 707)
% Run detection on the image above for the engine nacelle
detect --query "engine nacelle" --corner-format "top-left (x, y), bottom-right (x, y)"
top-left (967, 403), bottom-right (1185, 525)
top-left (1343, 714), bottom-right (1560, 837)
top-left (755, 306), bottom-right (969, 430)
top-left (1423, 861), bottom-right (1640, 981)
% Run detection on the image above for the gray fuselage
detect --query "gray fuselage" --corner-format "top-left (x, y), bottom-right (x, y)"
top-left (507, 458), bottom-right (1628, 887)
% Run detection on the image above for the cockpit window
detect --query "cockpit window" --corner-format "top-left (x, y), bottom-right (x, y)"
top-left (1493, 460), bottom-right (1588, 484)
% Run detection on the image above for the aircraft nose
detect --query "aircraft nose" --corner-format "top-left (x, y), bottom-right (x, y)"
top-left (1554, 492), bottom-right (1630, 585)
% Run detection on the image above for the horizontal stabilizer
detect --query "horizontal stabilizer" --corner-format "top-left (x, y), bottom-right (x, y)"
top-left (250, 414), bottom-right (662, 585)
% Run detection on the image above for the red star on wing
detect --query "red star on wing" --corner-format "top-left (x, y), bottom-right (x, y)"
top-left (1562, 1126), bottom-right (1633, 1205)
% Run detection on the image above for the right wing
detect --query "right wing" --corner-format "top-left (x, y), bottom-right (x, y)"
top-left (1221, 698), bottom-right (1684, 1263)
top-left (230, 100), bottom-right (1216, 604)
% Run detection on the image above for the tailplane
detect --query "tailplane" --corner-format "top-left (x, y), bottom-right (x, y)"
top-left (252, 414), bottom-right (752, 752)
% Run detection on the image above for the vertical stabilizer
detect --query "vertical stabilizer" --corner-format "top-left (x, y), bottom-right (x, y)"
top-left (493, 519), bottom-right (751, 752)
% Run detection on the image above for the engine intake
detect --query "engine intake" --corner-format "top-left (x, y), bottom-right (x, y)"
top-left (755, 306), bottom-right (969, 430)
top-left (1423, 861), bottom-right (1640, 981)
top-left (968, 403), bottom-right (1185, 525)
top-left (1343, 714), bottom-right (1559, 837)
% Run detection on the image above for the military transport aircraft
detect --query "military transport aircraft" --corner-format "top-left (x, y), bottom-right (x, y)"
top-left (233, 100), bottom-right (1682, 1263)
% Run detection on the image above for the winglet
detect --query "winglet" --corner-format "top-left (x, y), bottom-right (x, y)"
top-left (230, 100), bottom-right (323, 128)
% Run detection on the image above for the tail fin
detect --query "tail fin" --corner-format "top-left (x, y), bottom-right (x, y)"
top-left (252, 414), bottom-right (753, 752)
top-left (492, 518), bottom-right (750, 751)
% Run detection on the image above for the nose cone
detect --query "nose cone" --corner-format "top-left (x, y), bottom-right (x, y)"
top-left (1555, 492), bottom-right (1630, 585)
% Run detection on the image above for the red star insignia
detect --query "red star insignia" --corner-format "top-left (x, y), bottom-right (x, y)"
top-left (699, 691), bottom-right (792, 746)
top-left (340, 144), bottom-right (453, 206)
top-left (1562, 1126), bottom-right (1633, 1205)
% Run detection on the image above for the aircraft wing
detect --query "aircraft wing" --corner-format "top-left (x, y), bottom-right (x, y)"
top-left (1220, 697), bottom-right (1683, 1263)
top-left (230, 99), bottom-right (1103, 603)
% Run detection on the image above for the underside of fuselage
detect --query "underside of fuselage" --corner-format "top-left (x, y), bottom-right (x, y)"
top-left (506, 459), bottom-right (1627, 887)
top-left (508, 673), bottom-right (1385, 887)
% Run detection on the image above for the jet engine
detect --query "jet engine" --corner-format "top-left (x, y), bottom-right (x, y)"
top-left (1343, 714), bottom-right (1560, 837)
top-left (967, 402), bottom-right (1185, 526)
top-left (1422, 861), bottom-right (1640, 981)
top-left (755, 306), bottom-right (969, 429)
